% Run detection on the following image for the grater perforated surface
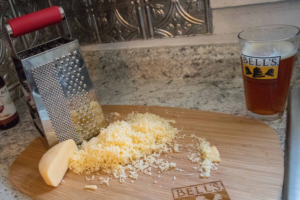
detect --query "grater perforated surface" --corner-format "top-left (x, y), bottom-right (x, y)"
top-left (32, 63), bottom-right (79, 143)
top-left (19, 39), bottom-right (106, 147)
top-left (6, 6), bottom-right (107, 147)
top-left (57, 50), bottom-right (105, 141)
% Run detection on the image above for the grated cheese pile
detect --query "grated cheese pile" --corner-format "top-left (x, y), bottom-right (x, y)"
top-left (69, 112), bottom-right (179, 182)
top-left (69, 112), bottom-right (220, 183)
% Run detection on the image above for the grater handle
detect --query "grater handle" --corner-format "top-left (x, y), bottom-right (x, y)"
top-left (7, 6), bottom-right (64, 38)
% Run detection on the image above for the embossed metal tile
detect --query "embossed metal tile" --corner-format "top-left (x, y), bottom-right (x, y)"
top-left (1, 0), bottom-right (211, 99)
top-left (145, 0), bottom-right (208, 39)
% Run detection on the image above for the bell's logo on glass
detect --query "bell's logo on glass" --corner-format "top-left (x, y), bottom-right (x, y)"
top-left (242, 54), bottom-right (280, 80)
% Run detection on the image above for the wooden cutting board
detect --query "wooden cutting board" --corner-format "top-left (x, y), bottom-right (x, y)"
top-left (9, 105), bottom-right (284, 200)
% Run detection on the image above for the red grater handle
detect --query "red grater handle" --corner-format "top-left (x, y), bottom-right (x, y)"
top-left (7, 6), bottom-right (63, 38)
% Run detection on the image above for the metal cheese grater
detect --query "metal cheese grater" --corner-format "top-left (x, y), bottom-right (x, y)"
top-left (4, 6), bottom-right (107, 147)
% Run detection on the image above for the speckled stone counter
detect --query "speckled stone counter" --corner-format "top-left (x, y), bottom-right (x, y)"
top-left (0, 78), bottom-right (287, 200)
top-left (82, 43), bottom-right (300, 83)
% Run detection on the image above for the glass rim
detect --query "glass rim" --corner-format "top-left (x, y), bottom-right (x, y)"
top-left (238, 24), bottom-right (300, 43)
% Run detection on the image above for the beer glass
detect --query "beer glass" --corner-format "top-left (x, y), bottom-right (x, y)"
top-left (238, 25), bottom-right (300, 119)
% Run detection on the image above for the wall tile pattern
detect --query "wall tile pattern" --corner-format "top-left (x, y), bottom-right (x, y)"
top-left (0, 0), bottom-right (210, 98)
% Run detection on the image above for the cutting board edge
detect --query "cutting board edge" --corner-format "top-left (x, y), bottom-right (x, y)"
top-left (8, 138), bottom-right (43, 200)
top-left (8, 105), bottom-right (285, 200)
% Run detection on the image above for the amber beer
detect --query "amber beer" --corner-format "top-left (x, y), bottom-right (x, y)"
top-left (238, 25), bottom-right (299, 119)
top-left (241, 49), bottom-right (296, 115)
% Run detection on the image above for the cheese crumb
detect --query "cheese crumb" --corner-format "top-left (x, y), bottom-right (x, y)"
top-left (85, 185), bottom-right (97, 190)
top-left (110, 112), bottom-right (120, 117)
top-left (170, 162), bottom-right (176, 168)
top-left (129, 171), bottom-right (138, 180)
top-left (173, 143), bottom-right (182, 153)
top-left (210, 146), bottom-right (221, 162)
top-left (174, 176), bottom-right (176, 180)
top-left (154, 181), bottom-right (157, 184)
top-left (61, 180), bottom-right (65, 184)
top-left (86, 175), bottom-right (94, 181)
top-left (175, 168), bottom-right (185, 172)
top-left (99, 177), bottom-right (110, 186)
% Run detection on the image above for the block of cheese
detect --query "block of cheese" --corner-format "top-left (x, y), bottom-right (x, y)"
top-left (210, 146), bottom-right (221, 163)
top-left (39, 139), bottom-right (78, 187)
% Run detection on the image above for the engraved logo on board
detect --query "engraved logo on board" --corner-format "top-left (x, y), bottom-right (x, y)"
top-left (171, 181), bottom-right (230, 200)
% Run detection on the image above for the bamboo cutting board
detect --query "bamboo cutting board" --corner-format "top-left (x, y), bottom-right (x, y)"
top-left (9, 105), bottom-right (284, 200)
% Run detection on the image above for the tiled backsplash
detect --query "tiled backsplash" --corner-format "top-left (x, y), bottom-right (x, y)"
top-left (82, 43), bottom-right (300, 83)
top-left (1, 1), bottom-right (299, 101)
top-left (0, 0), bottom-right (211, 99)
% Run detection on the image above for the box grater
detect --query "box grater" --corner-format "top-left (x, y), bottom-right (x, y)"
top-left (4, 6), bottom-right (107, 147)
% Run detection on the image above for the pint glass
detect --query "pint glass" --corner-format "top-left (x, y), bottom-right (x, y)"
top-left (238, 25), bottom-right (300, 119)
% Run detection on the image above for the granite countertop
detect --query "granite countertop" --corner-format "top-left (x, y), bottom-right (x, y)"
top-left (0, 78), bottom-right (287, 200)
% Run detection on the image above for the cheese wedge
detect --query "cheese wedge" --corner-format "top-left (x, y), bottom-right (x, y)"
top-left (39, 139), bottom-right (78, 187)
top-left (210, 146), bottom-right (221, 163)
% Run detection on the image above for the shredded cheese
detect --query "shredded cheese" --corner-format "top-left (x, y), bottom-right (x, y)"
top-left (190, 134), bottom-right (220, 178)
top-left (69, 112), bottom-right (220, 184)
top-left (110, 112), bottom-right (120, 117)
top-left (128, 171), bottom-right (138, 180)
top-left (175, 168), bottom-right (185, 172)
top-left (86, 175), bottom-right (94, 181)
top-left (173, 143), bottom-right (182, 152)
top-left (85, 185), bottom-right (97, 190)
top-left (69, 112), bottom-right (178, 183)
top-left (99, 177), bottom-right (110, 185)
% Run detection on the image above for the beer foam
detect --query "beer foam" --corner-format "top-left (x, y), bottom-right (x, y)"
top-left (242, 41), bottom-right (296, 60)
